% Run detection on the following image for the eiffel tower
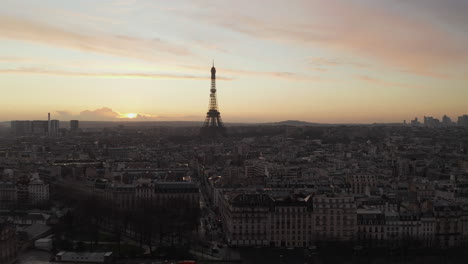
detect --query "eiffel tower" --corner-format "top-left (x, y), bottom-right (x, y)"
top-left (200, 62), bottom-right (226, 138)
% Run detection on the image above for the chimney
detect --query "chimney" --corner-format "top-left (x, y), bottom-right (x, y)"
top-left (48, 112), bottom-right (51, 136)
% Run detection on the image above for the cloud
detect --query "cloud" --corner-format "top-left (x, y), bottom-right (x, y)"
top-left (0, 67), bottom-right (233, 80)
top-left (223, 68), bottom-right (333, 82)
top-left (56, 107), bottom-right (152, 121)
top-left (112, 0), bottom-right (139, 7)
top-left (395, 0), bottom-right (468, 34)
top-left (56, 110), bottom-right (73, 117)
top-left (33, 6), bottom-right (121, 27)
top-left (55, 107), bottom-right (118, 121)
top-left (356, 75), bottom-right (424, 89)
top-left (188, 0), bottom-right (468, 77)
top-left (80, 107), bottom-right (120, 120)
top-left (306, 57), bottom-right (370, 69)
top-left (54, 107), bottom-right (201, 121)
top-left (180, 65), bottom-right (325, 81)
top-left (0, 56), bottom-right (28, 62)
top-left (193, 40), bottom-right (230, 53)
top-left (0, 15), bottom-right (191, 62)
top-left (310, 68), bottom-right (327, 72)
top-left (223, 68), bottom-right (294, 78)
top-left (131, 113), bottom-right (160, 120)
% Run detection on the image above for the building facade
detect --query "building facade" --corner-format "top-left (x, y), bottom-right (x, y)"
top-left (220, 192), bottom-right (357, 248)
top-left (0, 222), bottom-right (17, 264)
top-left (28, 180), bottom-right (50, 205)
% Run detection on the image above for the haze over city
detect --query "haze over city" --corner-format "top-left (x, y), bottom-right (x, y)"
top-left (1, 0), bottom-right (467, 123)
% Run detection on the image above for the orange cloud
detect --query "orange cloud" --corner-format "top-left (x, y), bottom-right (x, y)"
top-left (191, 0), bottom-right (468, 78)
top-left (54, 107), bottom-right (202, 121)
top-left (0, 15), bottom-right (191, 61)
top-left (0, 67), bottom-right (233, 80)
top-left (55, 108), bottom-right (120, 121)
top-left (56, 107), bottom-right (142, 121)
top-left (180, 65), bottom-right (327, 81)
top-left (356, 75), bottom-right (424, 89)
top-left (306, 57), bottom-right (370, 69)
top-left (80, 107), bottom-right (120, 120)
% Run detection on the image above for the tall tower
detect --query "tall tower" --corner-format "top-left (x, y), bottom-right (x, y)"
top-left (200, 62), bottom-right (226, 138)
top-left (47, 113), bottom-right (51, 136)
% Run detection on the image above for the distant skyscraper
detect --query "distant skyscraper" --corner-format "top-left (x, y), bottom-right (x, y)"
top-left (11, 120), bottom-right (32, 135)
top-left (50, 120), bottom-right (60, 136)
top-left (70, 120), bottom-right (79, 132)
top-left (442, 115), bottom-right (454, 127)
top-left (200, 62), bottom-right (226, 138)
top-left (424, 116), bottom-right (440, 128)
top-left (48, 112), bottom-right (51, 136)
top-left (410, 117), bottom-right (420, 126)
top-left (11, 113), bottom-right (59, 136)
top-left (458, 115), bottom-right (468, 127)
top-left (31, 120), bottom-right (48, 134)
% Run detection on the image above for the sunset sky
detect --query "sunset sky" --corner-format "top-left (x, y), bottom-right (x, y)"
top-left (1, 0), bottom-right (467, 123)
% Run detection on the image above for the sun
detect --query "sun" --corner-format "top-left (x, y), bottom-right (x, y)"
top-left (124, 113), bottom-right (138, 119)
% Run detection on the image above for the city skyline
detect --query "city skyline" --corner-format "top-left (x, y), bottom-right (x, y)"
top-left (3, 111), bottom-right (468, 126)
top-left (1, 0), bottom-right (468, 123)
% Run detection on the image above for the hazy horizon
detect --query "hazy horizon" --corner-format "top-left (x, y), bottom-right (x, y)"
top-left (0, 117), bottom-right (452, 125)
top-left (1, 111), bottom-right (464, 124)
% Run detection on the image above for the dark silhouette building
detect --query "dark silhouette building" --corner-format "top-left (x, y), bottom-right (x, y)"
top-left (0, 221), bottom-right (17, 264)
top-left (70, 120), bottom-right (79, 132)
top-left (11, 120), bottom-right (32, 135)
top-left (200, 62), bottom-right (226, 138)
